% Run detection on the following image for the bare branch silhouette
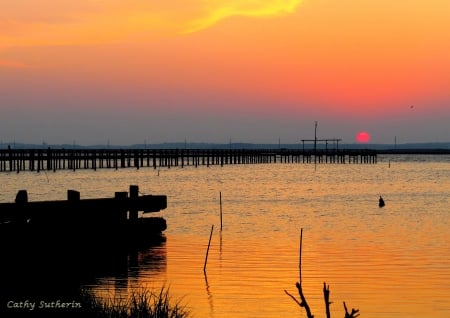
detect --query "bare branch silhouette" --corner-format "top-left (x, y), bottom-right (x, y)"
top-left (285, 228), bottom-right (360, 318)
top-left (344, 301), bottom-right (360, 318)
top-left (323, 282), bottom-right (332, 318)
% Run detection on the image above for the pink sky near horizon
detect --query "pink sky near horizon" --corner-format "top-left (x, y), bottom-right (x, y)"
top-left (1, 0), bottom-right (449, 145)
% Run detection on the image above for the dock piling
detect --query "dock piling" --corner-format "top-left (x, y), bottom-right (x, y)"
top-left (204, 224), bottom-right (214, 273)
top-left (220, 192), bottom-right (223, 231)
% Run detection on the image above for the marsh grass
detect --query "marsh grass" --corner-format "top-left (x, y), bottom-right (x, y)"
top-left (80, 286), bottom-right (189, 318)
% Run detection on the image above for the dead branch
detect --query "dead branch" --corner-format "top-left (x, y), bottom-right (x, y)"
top-left (296, 281), bottom-right (314, 318)
top-left (323, 282), bottom-right (331, 318)
top-left (343, 301), bottom-right (360, 318)
top-left (285, 228), bottom-right (360, 318)
top-left (285, 228), bottom-right (314, 318)
top-left (284, 289), bottom-right (302, 307)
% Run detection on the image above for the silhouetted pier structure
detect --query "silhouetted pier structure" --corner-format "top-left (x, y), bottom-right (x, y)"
top-left (0, 185), bottom-right (167, 248)
top-left (0, 185), bottom-right (167, 309)
top-left (0, 147), bottom-right (378, 172)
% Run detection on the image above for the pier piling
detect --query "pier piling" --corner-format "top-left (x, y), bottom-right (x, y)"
top-left (204, 224), bottom-right (214, 273)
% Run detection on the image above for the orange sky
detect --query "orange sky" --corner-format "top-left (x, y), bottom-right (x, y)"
top-left (1, 0), bottom-right (449, 145)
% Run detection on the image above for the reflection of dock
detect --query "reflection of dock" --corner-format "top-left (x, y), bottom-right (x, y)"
top-left (0, 148), bottom-right (378, 172)
top-left (0, 235), bottom-right (167, 317)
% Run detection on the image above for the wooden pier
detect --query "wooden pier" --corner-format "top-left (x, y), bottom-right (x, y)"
top-left (0, 185), bottom-right (168, 245)
top-left (0, 148), bottom-right (378, 172)
top-left (0, 185), bottom-right (168, 304)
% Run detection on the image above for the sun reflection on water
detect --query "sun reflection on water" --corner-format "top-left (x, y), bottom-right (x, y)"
top-left (0, 155), bottom-right (449, 317)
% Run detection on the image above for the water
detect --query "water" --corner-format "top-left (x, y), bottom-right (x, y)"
top-left (0, 155), bottom-right (449, 317)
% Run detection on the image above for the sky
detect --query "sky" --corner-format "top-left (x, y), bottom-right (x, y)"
top-left (1, 0), bottom-right (449, 146)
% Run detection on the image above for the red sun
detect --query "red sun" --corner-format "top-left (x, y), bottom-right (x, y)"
top-left (356, 131), bottom-right (371, 143)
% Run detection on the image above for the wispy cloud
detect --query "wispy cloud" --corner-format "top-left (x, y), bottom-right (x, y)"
top-left (0, 1), bottom-right (302, 48)
top-left (183, 0), bottom-right (302, 33)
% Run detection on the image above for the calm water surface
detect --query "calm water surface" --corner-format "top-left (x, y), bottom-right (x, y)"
top-left (0, 154), bottom-right (449, 317)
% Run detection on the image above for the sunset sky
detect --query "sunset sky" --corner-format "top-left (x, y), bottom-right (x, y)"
top-left (1, 0), bottom-right (449, 145)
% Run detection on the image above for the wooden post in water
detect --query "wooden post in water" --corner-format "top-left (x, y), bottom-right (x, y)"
top-left (297, 227), bottom-right (313, 318)
top-left (220, 192), bottom-right (223, 231)
top-left (204, 224), bottom-right (214, 273)
top-left (299, 228), bottom-right (303, 283)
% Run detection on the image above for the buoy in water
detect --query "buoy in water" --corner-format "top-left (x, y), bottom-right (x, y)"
top-left (379, 196), bottom-right (385, 208)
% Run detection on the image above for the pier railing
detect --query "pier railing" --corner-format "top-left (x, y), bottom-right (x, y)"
top-left (0, 148), bottom-right (378, 172)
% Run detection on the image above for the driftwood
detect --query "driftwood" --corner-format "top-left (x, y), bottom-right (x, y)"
top-left (285, 228), bottom-right (360, 318)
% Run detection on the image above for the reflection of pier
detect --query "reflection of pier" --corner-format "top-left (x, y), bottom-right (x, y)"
top-left (0, 147), bottom-right (378, 172)
top-left (97, 242), bottom-right (168, 298)
top-left (0, 236), bottom-right (167, 314)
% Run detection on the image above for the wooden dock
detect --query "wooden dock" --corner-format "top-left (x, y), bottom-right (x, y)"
top-left (0, 185), bottom-right (168, 301)
top-left (0, 148), bottom-right (378, 172)
top-left (0, 185), bottom-right (167, 246)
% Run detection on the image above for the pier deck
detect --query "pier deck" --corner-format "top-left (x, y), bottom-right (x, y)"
top-left (0, 148), bottom-right (378, 172)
